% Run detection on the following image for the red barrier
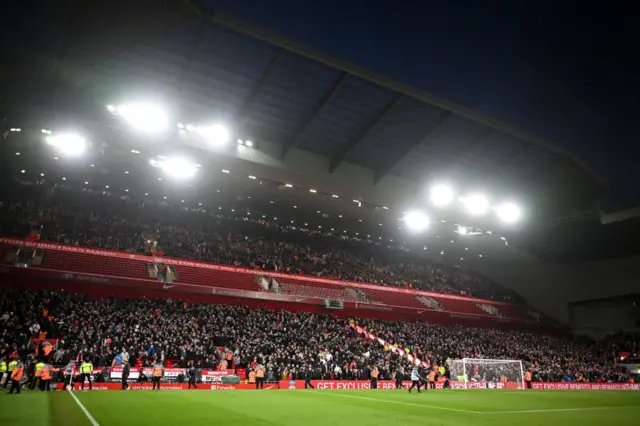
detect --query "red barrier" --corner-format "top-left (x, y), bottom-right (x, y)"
top-left (532, 383), bottom-right (640, 391)
top-left (53, 380), bottom-right (640, 391)
top-left (57, 382), bottom-right (277, 391)
top-left (0, 237), bottom-right (519, 306)
top-left (280, 380), bottom-right (517, 390)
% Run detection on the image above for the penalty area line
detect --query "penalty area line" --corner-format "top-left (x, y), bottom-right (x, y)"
top-left (68, 390), bottom-right (100, 426)
top-left (313, 391), bottom-right (483, 414)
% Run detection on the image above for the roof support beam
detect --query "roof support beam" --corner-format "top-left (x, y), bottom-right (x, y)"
top-left (329, 93), bottom-right (404, 173)
top-left (235, 50), bottom-right (282, 124)
top-left (373, 110), bottom-right (451, 185)
top-left (280, 72), bottom-right (349, 160)
top-left (175, 16), bottom-right (210, 95)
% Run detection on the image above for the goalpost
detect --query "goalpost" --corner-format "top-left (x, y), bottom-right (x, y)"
top-left (449, 358), bottom-right (525, 389)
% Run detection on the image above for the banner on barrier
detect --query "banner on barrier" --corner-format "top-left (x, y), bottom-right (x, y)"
top-left (279, 380), bottom-right (514, 390)
top-left (108, 367), bottom-right (234, 382)
top-left (54, 380), bottom-right (640, 391)
top-left (110, 367), bottom-right (184, 380)
top-left (57, 382), bottom-right (276, 391)
top-left (201, 370), bottom-right (233, 383)
top-left (532, 382), bottom-right (640, 391)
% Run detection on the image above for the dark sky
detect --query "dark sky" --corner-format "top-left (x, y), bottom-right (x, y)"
top-left (212, 0), bottom-right (638, 210)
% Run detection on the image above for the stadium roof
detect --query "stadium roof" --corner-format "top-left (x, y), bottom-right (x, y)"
top-left (0, 0), bottom-right (613, 263)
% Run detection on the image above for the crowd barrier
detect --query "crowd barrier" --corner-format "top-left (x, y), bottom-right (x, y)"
top-left (53, 380), bottom-right (639, 391)
top-left (57, 382), bottom-right (272, 391)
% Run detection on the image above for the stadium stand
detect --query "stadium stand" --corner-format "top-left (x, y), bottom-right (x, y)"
top-left (0, 181), bottom-right (518, 301)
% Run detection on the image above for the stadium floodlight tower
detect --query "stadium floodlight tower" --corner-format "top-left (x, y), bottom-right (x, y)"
top-left (403, 211), bottom-right (430, 232)
top-left (195, 124), bottom-right (230, 146)
top-left (45, 132), bottom-right (87, 156)
top-left (150, 157), bottom-right (199, 180)
top-left (108, 102), bottom-right (169, 135)
top-left (429, 184), bottom-right (455, 207)
top-left (449, 358), bottom-right (525, 389)
top-left (495, 202), bottom-right (522, 224)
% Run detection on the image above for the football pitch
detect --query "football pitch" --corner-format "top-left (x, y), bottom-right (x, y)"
top-left (1, 389), bottom-right (639, 426)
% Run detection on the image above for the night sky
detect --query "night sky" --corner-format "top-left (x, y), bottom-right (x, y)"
top-left (212, 0), bottom-right (638, 210)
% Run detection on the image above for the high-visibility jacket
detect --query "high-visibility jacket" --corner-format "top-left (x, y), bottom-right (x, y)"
top-left (80, 362), bottom-right (93, 374)
top-left (8, 360), bottom-right (17, 372)
top-left (0, 361), bottom-right (6, 373)
top-left (248, 371), bottom-right (256, 383)
top-left (44, 345), bottom-right (53, 356)
top-left (428, 371), bottom-right (436, 381)
top-left (256, 367), bottom-right (264, 378)
top-left (35, 362), bottom-right (45, 377)
top-left (11, 363), bottom-right (24, 381)
top-left (152, 365), bottom-right (164, 377)
top-left (42, 365), bottom-right (53, 380)
top-left (371, 368), bottom-right (379, 379)
top-left (524, 372), bottom-right (532, 381)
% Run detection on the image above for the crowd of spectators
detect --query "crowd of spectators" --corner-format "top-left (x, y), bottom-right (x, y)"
top-left (1, 287), bottom-right (637, 385)
top-left (0, 180), bottom-right (514, 300)
top-left (355, 319), bottom-right (637, 383)
top-left (0, 287), bottom-right (382, 382)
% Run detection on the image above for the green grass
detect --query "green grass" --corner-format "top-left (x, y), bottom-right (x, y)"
top-left (1, 389), bottom-right (639, 425)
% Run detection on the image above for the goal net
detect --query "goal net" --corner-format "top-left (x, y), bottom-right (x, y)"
top-left (449, 358), bottom-right (524, 389)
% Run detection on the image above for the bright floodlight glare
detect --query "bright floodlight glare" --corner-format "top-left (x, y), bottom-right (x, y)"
top-left (245, 140), bottom-right (253, 147)
top-left (46, 133), bottom-right (87, 156)
top-left (116, 102), bottom-right (169, 134)
top-left (461, 194), bottom-right (490, 215)
top-left (161, 158), bottom-right (198, 179)
top-left (197, 124), bottom-right (229, 145)
top-left (496, 202), bottom-right (522, 223)
top-left (429, 184), bottom-right (454, 207)
top-left (403, 211), bottom-right (429, 232)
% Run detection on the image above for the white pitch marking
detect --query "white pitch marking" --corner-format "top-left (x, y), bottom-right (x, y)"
top-left (314, 391), bottom-right (483, 414)
top-left (68, 390), bottom-right (100, 426)
top-left (482, 406), bottom-right (640, 414)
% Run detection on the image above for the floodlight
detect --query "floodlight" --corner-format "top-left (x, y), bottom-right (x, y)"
top-left (114, 102), bottom-right (169, 134)
top-left (46, 133), bottom-right (87, 156)
top-left (496, 202), bottom-right (522, 223)
top-left (161, 158), bottom-right (198, 179)
top-left (429, 184), bottom-right (455, 207)
top-left (403, 211), bottom-right (429, 232)
top-left (150, 157), bottom-right (198, 180)
top-left (461, 194), bottom-right (490, 215)
top-left (197, 124), bottom-right (229, 145)
top-left (245, 140), bottom-right (253, 147)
